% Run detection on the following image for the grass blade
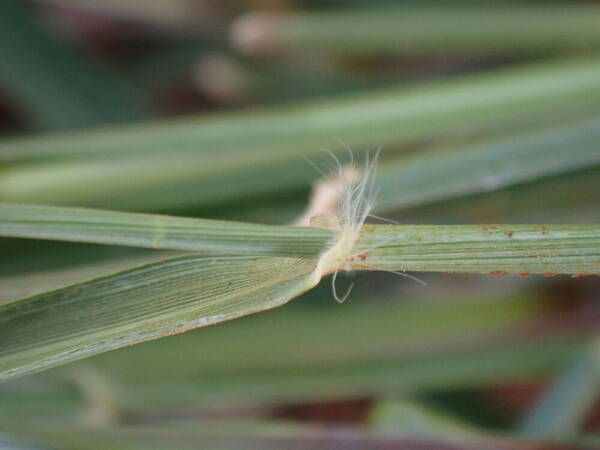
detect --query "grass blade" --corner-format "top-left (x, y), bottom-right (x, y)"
top-left (356, 225), bottom-right (600, 275)
top-left (0, 255), bottom-right (318, 380)
top-left (0, 203), bottom-right (332, 256)
top-left (232, 5), bottom-right (600, 56)
top-left (376, 117), bottom-right (600, 213)
top-left (0, 252), bottom-right (174, 302)
top-left (2, 57), bottom-right (600, 163)
top-left (395, 168), bottom-right (600, 226)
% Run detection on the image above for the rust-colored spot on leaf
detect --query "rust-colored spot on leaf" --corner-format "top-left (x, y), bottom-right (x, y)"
top-left (572, 274), bottom-right (591, 279)
top-left (505, 231), bottom-right (514, 238)
top-left (358, 254), bottom-right (367, 261)
top-left (543, 273), bottom-right (558, 277)
top-left (490, 271), bottom-right (508, 276)
top-left (517, 273), bottom-right (530, 278)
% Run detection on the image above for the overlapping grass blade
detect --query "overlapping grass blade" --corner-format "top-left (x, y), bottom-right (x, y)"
top-left (2, 203), bottom-right (599, 275)
top-left (0, 254), bottom-right (319, 380)
top-left (1, 209), bottom-right (597, 380)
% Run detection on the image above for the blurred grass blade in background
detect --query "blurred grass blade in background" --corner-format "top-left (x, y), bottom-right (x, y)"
top-left (2, 114), bottom-right (600, 214)
top-left (232, 5), bottom-right (600, 56)
top-left (376, 117), bottom-right (600, 214)
top-left (3, 57), bottom-right (600, 163)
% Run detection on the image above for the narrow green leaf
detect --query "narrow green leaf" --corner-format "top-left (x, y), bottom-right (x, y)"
top-left (356, 225), bottom-right (600, 274)
top-left (0, 255), bottom-right (319, 380)
top-left (233, 5), bottom-right (600, 55)
top-left (0, 203), bottom-right (332, 257)
top-left (2, 57), bottom-right (600, 163)
top-left (0, 252), bottom-right (174, 302)
top-left (376, 117), bottom-right (600, 213)
top-left (396, 167), bottom-right (600, 226)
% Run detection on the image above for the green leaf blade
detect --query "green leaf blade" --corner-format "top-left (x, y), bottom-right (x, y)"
top-left (0, 203), bottom-right (332, 257)
top-left (355, 225), bottom-right (600, 274)
top-left (376, 117), bottom-right (600, 213)
top-left (0, 255), bottom-right (319, 381)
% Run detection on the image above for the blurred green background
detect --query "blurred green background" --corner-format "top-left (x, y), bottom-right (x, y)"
top-left (0, 1), bottom-right (599, 449)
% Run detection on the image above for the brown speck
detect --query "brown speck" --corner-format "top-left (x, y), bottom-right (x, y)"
top-left (490, 271), bottom-right (508, 276)
top-left (517, 273), bottom-right (530, 278)
top-left (358, 254), bottom-right (367, 261)
top-left (505, 231), bottom-right (514, 238)
top-left (543, 273), bottom-right (558, 277)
